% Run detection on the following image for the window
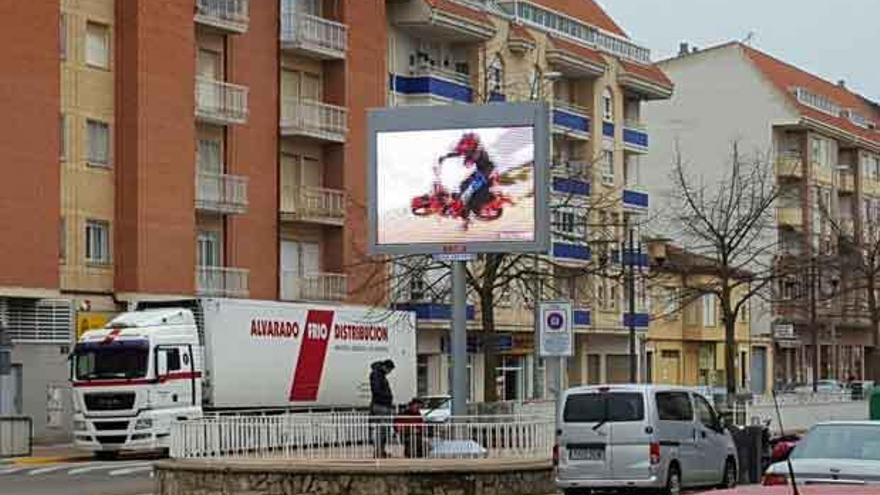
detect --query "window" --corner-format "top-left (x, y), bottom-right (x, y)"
top-left (85, 22), bottom-right (110, 69)
top-left (417, 355), bottom-right (429, 396)
top-left (59, 217), bottom-right (66, 262)
top-left (487, 55), bottom-right (504, 96)
top-left (60, 15), bottom-right (67, 60)
top-left (602, 88), bottom-right (614, 121)
top-left (197, 139), bottom-right (222, 173)
top-left (197, 231), bottom-right (221, 267)
top-left (684, 298), bottom-right (701, 326)
top-left (602, 149), bottom-right (614, 183)
top-left (87, 119), bottom-right (110, 166)
top-left (702, 293), bottom-right (717, 327)
top-left (693, 394), bottom-right (718, 429)
top-left (164, 348), bottom-right (181, 372)
top-left (59, 114), bottom-right (66, 161)
top-left (563, 392), bottom-right (644, 423)
top-left (656, 391), bottom-right (693, 421)
top-left (85, 220), bottom-right (110, 264)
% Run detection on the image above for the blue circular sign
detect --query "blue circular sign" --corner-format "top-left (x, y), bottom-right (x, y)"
top-left (546, 311), bottom-right (564, 330)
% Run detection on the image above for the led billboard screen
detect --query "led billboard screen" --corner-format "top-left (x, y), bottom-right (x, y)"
top-left (368, 103), bottom-right (549, 255)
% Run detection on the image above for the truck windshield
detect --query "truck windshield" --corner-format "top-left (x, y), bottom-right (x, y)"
top-left (73, 340), bottom-right (149, 380)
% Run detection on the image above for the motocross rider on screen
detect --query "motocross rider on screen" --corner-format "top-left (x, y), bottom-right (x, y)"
top-left (438, 132), bottom-right (496, 230)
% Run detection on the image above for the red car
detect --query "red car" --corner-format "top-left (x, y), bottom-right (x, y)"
top-left (702, 486), bottom-right (879, 495)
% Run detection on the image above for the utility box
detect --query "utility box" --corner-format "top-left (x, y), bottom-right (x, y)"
top-left (870, 388), bottom-right (880, 420)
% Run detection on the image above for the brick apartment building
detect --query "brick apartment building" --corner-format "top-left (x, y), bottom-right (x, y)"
top-left (0, 0), bottom-right (671, 439)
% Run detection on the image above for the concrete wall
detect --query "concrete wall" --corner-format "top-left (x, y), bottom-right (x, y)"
top-left (10, 343), bottom-right (73, 443)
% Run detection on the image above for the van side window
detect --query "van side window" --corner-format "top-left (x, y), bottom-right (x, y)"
top-left (165, 348), bottom-right (181, 372)
top-left (693, 394), bottom-right (717, 428)
top-left (656, 392), bottom-right (693, 421)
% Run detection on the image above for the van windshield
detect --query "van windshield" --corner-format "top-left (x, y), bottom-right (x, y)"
top-left (564, 392), bottom-right (644, 423)
top-left (73, 340), bottom-right (149, 380)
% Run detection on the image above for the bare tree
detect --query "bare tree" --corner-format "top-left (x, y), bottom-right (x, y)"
top-left (663, 142), bottom-right (780, 395)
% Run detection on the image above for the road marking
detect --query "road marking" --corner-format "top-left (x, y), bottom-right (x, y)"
top-left (109, 465), bottom-right (154, 476)
top-left (28, 463), bottom-right (75, 475)
top-left (67, 461), bottom-right (151, 475)
top-left (0, 466), bottom-right (27, 475)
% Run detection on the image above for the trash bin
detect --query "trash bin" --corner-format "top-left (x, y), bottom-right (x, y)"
top-left (870, 388), bottom-right (880, 420)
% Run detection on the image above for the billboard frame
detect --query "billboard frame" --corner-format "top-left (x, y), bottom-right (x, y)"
top-left (367, 102), bottom-right (550, 256)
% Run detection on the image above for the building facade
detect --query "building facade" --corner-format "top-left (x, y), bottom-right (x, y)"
top-left (642, 42), bottom-right (880, 387)
top-left (385, 0), bottom-right (672, 400)
top-left (645, 242), bottom-right (774, 394)
top-left (1, 0), bottom-right (672, 440)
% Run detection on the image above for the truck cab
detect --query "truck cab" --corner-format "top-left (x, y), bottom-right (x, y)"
top-left (70, 308), bottom-right (202, 456)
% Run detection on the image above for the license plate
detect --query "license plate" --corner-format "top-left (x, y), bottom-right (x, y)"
top-left (569, 447), bottom-right (605, 461)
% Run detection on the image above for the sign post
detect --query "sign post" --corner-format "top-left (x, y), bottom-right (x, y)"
top-left (538, 301), bottom-right (573, 427)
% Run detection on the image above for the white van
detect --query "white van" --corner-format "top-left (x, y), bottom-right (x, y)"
top-left (556, 384), bottom-right (738, 495)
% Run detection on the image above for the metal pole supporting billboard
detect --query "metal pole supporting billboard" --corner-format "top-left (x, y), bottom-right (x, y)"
top-left (451, 260), bottom-right (468, 416)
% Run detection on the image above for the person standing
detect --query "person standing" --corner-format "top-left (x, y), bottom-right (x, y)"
top-left (370, 359), bottom-right (395, 458)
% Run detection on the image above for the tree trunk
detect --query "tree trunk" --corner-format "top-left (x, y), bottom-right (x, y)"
top-left (480, 288), bottom-right (498, 403)
top-left (721, 284), bottom-right (737, 396)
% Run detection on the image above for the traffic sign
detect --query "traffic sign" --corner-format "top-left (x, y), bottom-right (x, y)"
top-left (538, 301), bottom-right (573, 357)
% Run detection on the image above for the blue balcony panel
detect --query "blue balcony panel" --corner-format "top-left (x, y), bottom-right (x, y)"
top-left (623, 312), bottom-right (650, 328)
top-left (624, 127), bottom-right (649, 148)
top-left (574, 309), bottom-right (591, 327)
top-left (602, 121), bottom-right (615, 138)
top-left (553, 109), bottom-right (590, 133)
top-left (622, 189), bottom-right (649, 209)
top-left (394, 302), bottom-right (476, 321)
top-left (552, 242), bottom-right (591, 261)
top-left (552, 177), bottom-right (590, 196)
top-left (391, 74), bottom-right (473, 103)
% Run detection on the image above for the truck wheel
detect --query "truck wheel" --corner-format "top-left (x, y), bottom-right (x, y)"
top-left (94, 450), bottom-right (118, 461)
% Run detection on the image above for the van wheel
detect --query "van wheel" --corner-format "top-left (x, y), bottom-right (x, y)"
top-left (94, 450), bottom-right (118, 461)
top-left (721, 457), bottom-right (738, 488)
top-left (663, 463), bottom-right (681, 495)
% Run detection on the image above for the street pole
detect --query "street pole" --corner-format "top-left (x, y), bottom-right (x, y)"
top-left (627, 218), bottom-right (637, 383)
top-left (451, 260), bottom-right (468, 416)
top-left (811, 258), bottom-right (819, 393)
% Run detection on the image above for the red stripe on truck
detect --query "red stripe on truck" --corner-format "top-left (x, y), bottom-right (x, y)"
top-left (289, 310), bottom-right (335, 401)
top-left (72, 371), bottom-right (202, 387)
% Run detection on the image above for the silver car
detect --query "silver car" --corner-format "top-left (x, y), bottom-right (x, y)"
top-left (763, 421), bottom-right (880, 485)
top-left (556, 384), bottom-right (738, 495)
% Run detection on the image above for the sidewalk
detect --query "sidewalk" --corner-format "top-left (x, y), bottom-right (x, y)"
top-left (1, 443), bottom-right (92, 466)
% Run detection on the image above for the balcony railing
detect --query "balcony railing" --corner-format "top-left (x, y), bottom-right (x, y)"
top-left (280, 99), bottom-right (348, 142)
top-left (195, 0), bottom-right (249, 33)
top-left (280, 271), bottom-right (347, 302)
top-left (195, 77), bottom-right (248, 125)
top-left (777, 207), bottom-right (803, 228)
top-left (196, 172), bottom-right (248, 214)
top-left (775, 152), bottom-right (804, 178)
top-left (280, 11), bottom-right (347, 59)
top-left (196, 266), bottom-right (249, 298)
top-left (280, 186), bottom-right (346, 225)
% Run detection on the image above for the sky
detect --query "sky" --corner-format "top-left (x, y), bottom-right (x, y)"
top-left (598, 0), bottom-right (880, 102)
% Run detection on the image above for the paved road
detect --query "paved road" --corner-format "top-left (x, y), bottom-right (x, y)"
top-left (0, 458), bottom-right (154, 495)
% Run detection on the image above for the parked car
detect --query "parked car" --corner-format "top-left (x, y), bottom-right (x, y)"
top-left (556, 384), bottom-right (739, 495)
top-left (793, 380), bottom-right (845, 394)
top-left (701, 486), bottom-right (879, 494)
top-left (763, 421), bottom-right (880, 485)
top-left (417, 394), bottom-right (452, 423)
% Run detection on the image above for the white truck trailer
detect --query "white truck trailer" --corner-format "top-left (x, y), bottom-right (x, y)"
top-left (69, 298), bottom-right (416, 456)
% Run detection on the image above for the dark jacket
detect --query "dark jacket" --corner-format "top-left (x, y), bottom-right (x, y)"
top-left (370, 361), bottom-right (393, 407)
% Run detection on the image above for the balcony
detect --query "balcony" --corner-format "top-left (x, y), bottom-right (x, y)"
top-left (623, 120), bottom-right (649, 152)
top-left (622, 188), bottom-right (649, 211)
top-left (195, 78), bottom-right (248, 125)
top-left (280, 186), bottom-right (346, 226)
top-left (551, 242), bottom-right (591, 264)
top-left (839, 171), bottom-right (855, 194)
top-left (864, 178), bottom-right (880, 197)
top-left (777, 207), bottom-right (803, 228)
top-left (552, 100), bottom-right (590, 139)
top-left (391, 66), bottom-right (473, 105)
top-left (196, 266), bottom-right (249, 298)
top-left (196, 173), bottom-right (248, 214)
top-left (280, 99), bottom-right (348, 143)
top-left (775, 153), bottom-right (804, 179)
top-left (280, 11), bottom-right (347, 60)
top-left (195, 0), bottom-right (249, 34)
top-left (280, 271), bottom-right (347, 302)
top-left (389, 0), bottom-right (495, 42)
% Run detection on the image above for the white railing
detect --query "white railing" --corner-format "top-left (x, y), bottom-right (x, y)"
top-left (280, 271), bottom-right (347, 302)
top-left (170, 413), bottom-right (553, 461)
top-left (195, 0), bottom-right (249, 32)
top-left (280, 11), bottom-right (347, 56)
top-left (411, 64), bottom-right (471, 86)
top-left (793, 87), bottom-right (841, 117)
top-left (280, 99), bottom-right (348, 141)
top-left (729, 393), bottom-right (868, 434)
top-left (280, 186), bottom-right (345, 223)
top-left (195, 77), bottom-right (249, 124)
top-left (196, 266), bottom-right (249, 298)
top-left (196, 173), bottom-right (248, 213)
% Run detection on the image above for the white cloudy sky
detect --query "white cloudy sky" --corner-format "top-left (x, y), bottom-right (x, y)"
top-left (599, 0), bottom-right (880, 101)
top-left (376, 126), bottom-right (533, 214)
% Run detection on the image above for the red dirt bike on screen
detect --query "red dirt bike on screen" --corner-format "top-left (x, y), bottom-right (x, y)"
top-left (410, 162), bottom-right (513, 221)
